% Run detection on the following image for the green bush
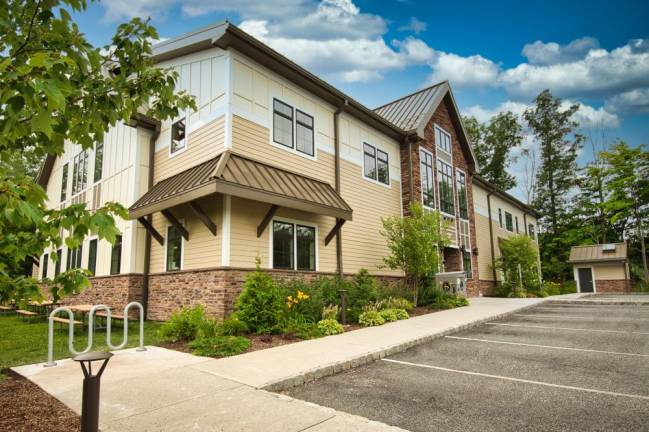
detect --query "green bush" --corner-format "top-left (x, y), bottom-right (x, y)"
top-left (394, 308), bottom-right (409, 320)
top-left (431, 294), bottom-right (469, 309)
top-left (158, 305), bottom-right (206, 343)
top-left (507, 290), bottom-right (528, 298)
top-left (383, 296), bottom-right (414, 311)
top-left (496, 235), bottom-right (541, 294)
top-left (379, 308), bottom-right (399, 322)
top-left (417, 284), bottom-right (446, 307)
top-left (283, 280), bottom-right (321, 323)
top-left (346, 269), bottom-right (379, 322)
top-left (537, 290), bottom-right (549, 298)
top-left (234, 267), bottom-right (285, 334)
top-left (321, 304), bottom-right (339, 320)
top-left (317, 319), bottom-right (344, 335)
top-left (219, 316), bottom-right (249, 336)
top-left (358, 310), bottom-right (385, 327)
top-left (189, 336), bottom-right (251, 357)
top-left (377, 281), bottom-right (412, 301)
top-left (197, 318), bottom-right (220, 339)
top-left (543, 281), bottom-right (561, 296)
top-left (284, 319), bottom-right (322, 339)
top-left (560, 280), bottom-right (577, 294)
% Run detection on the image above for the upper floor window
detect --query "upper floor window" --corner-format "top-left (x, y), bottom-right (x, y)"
top-left (420, 149), bottom-right (435, 208)
top-left (505, 212), bottom-right (513, 232)
top-left (166, 226), bottom-right (183, 272)
top-left (515, 216), bottom-right (519, 233)
top-left (296, 110), bottom-right (314, 156)
top-left (66, 246), bottom-right (82, 270)
top-left (528, 223), bottom-right (536, 239)
top-left (94, 142), bottom-right (103, 183)
top-left (60, 163), bottom-right (68, 202)
top-left (272, 220), bottom-right (316, 271)
top-left (273, 99), bottom-right (293, 149)
top-left (437, 159), bottom-right (454, 214)
top-left (498, 209), bottom-right (503, 228)
top-left (54, 248), bottom-right (62, 276)
top-left (456, 170), bottom-right (469, 220)
top-left (110, 234), bottom-right (122, 275)
top-left (463, 251), bottom-right (473, 279)
top-left (88, 239), bottom-right (98, 276)
top-left (71, 151), bottom-right (88, 196)
top-left (435, 126), bottom-right (452, 155)
top-left (363, 143), bottom-right (389, 185)
top-left (171, 118), bottom-right (186, 155)
top-left (41, 253), bottom-right (49, 280)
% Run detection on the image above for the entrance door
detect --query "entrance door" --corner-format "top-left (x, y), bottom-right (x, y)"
top-left (578, 268), bottom-right (594, 293)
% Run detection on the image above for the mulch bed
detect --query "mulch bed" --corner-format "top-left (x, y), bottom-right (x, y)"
top-left (0, 370), bottom-right (80, 432)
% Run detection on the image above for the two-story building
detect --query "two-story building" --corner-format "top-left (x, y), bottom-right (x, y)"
top-left (35, 22), bottom-right (540, 320)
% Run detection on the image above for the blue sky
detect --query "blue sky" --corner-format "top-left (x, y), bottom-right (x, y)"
top-left (74, 0), bottom-right (648, 198)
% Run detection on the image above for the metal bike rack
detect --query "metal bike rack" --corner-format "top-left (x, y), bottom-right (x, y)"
top-left (45, 302), bottom-right (146, 367)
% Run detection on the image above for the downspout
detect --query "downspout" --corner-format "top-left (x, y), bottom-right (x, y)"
top-left (142, 122), bottom-right (161, 320)
top-left (334, 101), bottom-right (347, 279)
top-left (486, 190), bottom-right (498, 283)
top-left (407, 137), bottom-right (414, 214)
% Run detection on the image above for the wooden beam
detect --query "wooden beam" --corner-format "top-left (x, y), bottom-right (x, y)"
top-left (137, 217), bottom-right (164, 246)
top-left (325, 219), bottom-right (346, 246)
top-left (257, 205), bottom-right (279, 238)
top-left (161, 209), bottom-right (189, 241)
top-left (188, 201), bottom-right (217, 236)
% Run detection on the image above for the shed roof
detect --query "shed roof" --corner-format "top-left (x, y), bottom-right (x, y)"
top-left (569, 243), bottom-right (628, 263)
top-left (129, 151), bottom-right (353, 221)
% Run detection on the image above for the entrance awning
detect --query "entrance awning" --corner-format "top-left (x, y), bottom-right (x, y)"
top-left (129, 151), bottom-right (353, 221)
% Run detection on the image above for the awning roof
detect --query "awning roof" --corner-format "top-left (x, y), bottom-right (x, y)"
top-left (569, 243), bottom-right (627, 263)
top-left (129, 151), bottom-right (353, 220)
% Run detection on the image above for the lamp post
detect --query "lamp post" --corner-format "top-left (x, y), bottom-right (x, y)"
top-left (73, 351), bottom-right (113, 432)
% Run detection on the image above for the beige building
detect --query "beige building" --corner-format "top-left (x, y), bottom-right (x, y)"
top-left (35, 22), bottom-right (540, 319)
top-left (569, 243), bottom-right (631, 293)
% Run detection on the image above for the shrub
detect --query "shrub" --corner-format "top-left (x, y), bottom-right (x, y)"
top-left (158, 305), bottom-right (206, 343)
top-left (189, 336), bottom-right (251, 357)
top-left (197, 318), bottom-right (220, 339)
top-left (394, 308), bottom-right (409, 320)
top-left (507, 290), bottom-right (528, 298)
top-left (377, 281), bottom-right (412, 301)
top-left (383, 296), bottom-right (414, 311)
top-left (317, 319), bottom-right (344, 335)
top-left (537, 290), bottom-right (549, 298)
top-left (321, 304), bottom-right (339, 321)
top-left (379, 308), bottom-right (398, 322)
top-left (347, 269), bottom-right (379, 322)
top-left (560, 280), bottom-right (577, 294)
top-left (431, 295), bottom-right (469, 310)
top-left (284, 319), bottom-right (322, 339)
top-left (219, 316), bottom-right (249, 336)
top-left (234, 266), bottom-right (285, 334)
top-left (417, 284), bottom-right (447, 307)
top-left (495, 235), bottom-right (541, 294)
top-left (543, 281), bottom-right (561, 296)
top-left (358, 310), bottom-right (385, 327)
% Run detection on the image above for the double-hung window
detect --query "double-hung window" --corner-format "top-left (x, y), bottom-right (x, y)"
top-left (515, 216), bottom-right (519, 233)
top-left (66, 246), bottom-right (82, 270)
top-left (166, 226), bottom-right (183, 272)
top-left (72, 151), bottom-right (88, 196)
top-left (272, 221), bottom-right (316, 271)
top-left (110, 235), bottom-right (122, 275)
top-left (87, 239), bottom-right (98, 276)
top-left (435, 126), bottom-right (452, 155)
top-left (456, 170), bottom-right (469, 220)
top-left (171, 117), bottom-right (186, 155)
top-left (273, 99), bottom-right (293, 149)
top-left (462, 250), bottom-right (473, 279)
top-left (60, 163), bottom-right (68, 202)
top-left (420, 149), bottom-right (435, 208)
top-left (505, 212), bottom-right (513, 232)
top-left (498, 209), bottom-right (503, 228)
top-left (296, 110), bottom-right (314, 156)
top-left (94, 142), bottom-right (104, 182)
top-left (54, 249), bottom-right (62, 276)
top-left (41, 254), bottom-right (49, 280)
top-left (437, 159), bottom-right (454, 214)
top-left (363, 143), bottom-right (389, 185)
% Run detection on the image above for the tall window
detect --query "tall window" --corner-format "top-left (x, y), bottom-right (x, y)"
top-left (41, 254), bottom-right (49, 280)
top-left (515, 216), bottom-right (519, 233)
top-left (166, 226), bottom-right (183, 271)
top-left (435, 126), bottom-right (452, 154)
top-left (498, 209), bottom-right (503, 228)
top-left (420, 149), bottom-right (435, 208)
top-left (459, 219), bottom-right (472, 278)
top-left (363, 143), bottom-right (389, 185)
top-left (456, 170), bottom-right (469, 219)
top-left (505, 212), bottom-right (513, 232)
top-left (94, 142), bottom-right (104, 182)
top-left (528, 224), bottom-right (536, 240)
top-left (171, 117), bottom-right (186, 154)
top-left (60, 163), bottom-right (68, 202)
top-left (296, 110), bottom-right (314, 156)
top-left (437, 159), bottom-right (454, 214)
top-left (88, 239), bottom-right (97, 276)
top-left (110, 235), bottom-right (122, 275)
top-left (273, 99), bottom-right (293, 148)
top-left (54, 249), bottom-right (62, 276)
top-left (66, 246), bottom-right (82, 270)
top-left (463, 251), bottom-right (472, 279)
top-left (72, 151), bottom-right (88, 195)
top-left (273, 221), bottom-right (316, 271)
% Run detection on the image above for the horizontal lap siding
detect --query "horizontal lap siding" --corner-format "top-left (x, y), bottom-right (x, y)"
top-left (594, 263), bottom-right (626, 280)
top-left (475, 213), bottom-right (495, 281)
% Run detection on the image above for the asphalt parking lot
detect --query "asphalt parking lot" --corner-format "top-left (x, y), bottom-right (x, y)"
top-left (286, 299), bottom-right (649, 431)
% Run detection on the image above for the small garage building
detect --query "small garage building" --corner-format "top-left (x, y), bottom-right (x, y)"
top-left (569, 243), bottom-right (631, 293)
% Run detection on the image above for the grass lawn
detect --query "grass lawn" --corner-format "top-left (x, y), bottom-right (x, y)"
top-left (0, 314), bottom-right (162, 378)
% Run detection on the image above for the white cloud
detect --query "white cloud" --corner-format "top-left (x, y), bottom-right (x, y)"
top-left (426, 52), bottom-right (501, 88)
top-left (605, 88), bottom-right (649, 114)
top-left (522, 37), bottom-right (600, 65)
top-left (398, 17), bottom-right (427, 34)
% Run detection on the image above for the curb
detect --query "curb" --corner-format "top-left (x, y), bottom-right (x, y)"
top-left (548, 299), bottom-right (649, 306)
top-left (263, 300), bottom-right (544, 392)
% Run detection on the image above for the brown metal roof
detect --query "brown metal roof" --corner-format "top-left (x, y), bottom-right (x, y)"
top-left (129, 151), bottom-right (353, 220)
top-left (374, 82), bottom-right (446, 132)
top-left (569, 243), bottom-right (628, 263)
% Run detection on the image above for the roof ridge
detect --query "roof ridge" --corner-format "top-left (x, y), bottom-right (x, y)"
top-left (373, 80), bottom-right (447, 111)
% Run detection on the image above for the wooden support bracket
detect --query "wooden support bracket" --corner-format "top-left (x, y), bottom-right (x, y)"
top-left (137, 217), bottom-right (164, 246)
top-left (257, 205), bottom-right (279, 238)
top-left (325, 219), bottom-right (346, 246)
top-left (161, 209), bottom-right (189, 241)
top-left (189, 201), bottom-right (217, 236)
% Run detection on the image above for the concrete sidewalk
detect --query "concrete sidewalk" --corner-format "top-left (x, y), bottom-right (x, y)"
top-left (13, 296), bottom-right (564, 431)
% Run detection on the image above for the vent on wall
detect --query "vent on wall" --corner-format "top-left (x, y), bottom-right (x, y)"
top-left (602, 244), bottom-right (616, 252)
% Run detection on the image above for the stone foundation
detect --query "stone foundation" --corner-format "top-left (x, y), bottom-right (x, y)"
top-left (594, 279), bottom-right (632, 293)
top-left (46, 274), bottom-right (145, 313)
top-left (468, 279), bottom-right (497, 297)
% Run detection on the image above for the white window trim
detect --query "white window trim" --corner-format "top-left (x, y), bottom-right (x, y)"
top-left (362, 142), bottom-right (391, 188)
top-left (164, 223), bottom-right (185, 272)
top-left (505, 211), bottom-right (514, 232)
top-left (419, 147), bottom-right (435, 210)
top-left (434, 124), bottom-right (453, 157)
top-left (574, 266), bottom-right (597, 293)
top-left (268, 217), bottom-right (319, 272)
top-left (169, 114), bottom-right (188, 158)
top-left (269, 95), bottom-right (318, 161)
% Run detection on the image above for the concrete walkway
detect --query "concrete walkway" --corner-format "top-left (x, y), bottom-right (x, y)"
top-left (13, 296), bottom-right (567, 431)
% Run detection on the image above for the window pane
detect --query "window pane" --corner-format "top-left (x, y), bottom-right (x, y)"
top-left (420, 150), bottom-right (435, 207)
top-left (166, 227), bottom-right (182, 271)
top-left (377, 150), bottom-right (389, 185)
top-left (60, 163), bottom-right (68, 202)
top-left (274, 99), bottom-right (292, 117)
top-left (363, 143), bottom-right (375, 157)
top-left (110, 235), bottom-right (122, 275)
top-left (42, 254), bottom-right (49, 279)
top-left (363, 143), bottom-right (377, 180)
top-left (171, 118), bottom-right (186, 154)
top-left (273, 221), bottom-right (294, 269)
top-left (88, 239), bottom-right (97, 276)
top-left (296, 225), bottom-right (316, 271)
top-left (296, 110), bottom-right (313, 128)
top-left (457, 171), bottom-right (468, 219)
top-left (505, 212), bottom-right (513, 231)
top-left (437, 127), bottom-right (451, 153)
top-left (437, 160), bottom-right (454, 214)
top-left (55, 249), bottom-right (62, 276)
top-left (296, 122), bottom-right (314, 156)
top-left (515, 216), bottom-right (519, 233)
top-left (94, 142), bottom-right (103, 182)
top-left (72, 155), bottom-right (78, 195)
top-left (463, 251), bottom-right (472, 278)
top-left (273, 112), bottom-right (293, 148)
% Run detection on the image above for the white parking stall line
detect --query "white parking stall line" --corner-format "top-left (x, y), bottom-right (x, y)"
top-left (381, 358), bottom-right (649, 401)
top-left (514, 313), bottom-right (649, 321)
top-left (486, 322), bottom-right (649, 335)
top-left (444, 336), bottom-right (649, 358)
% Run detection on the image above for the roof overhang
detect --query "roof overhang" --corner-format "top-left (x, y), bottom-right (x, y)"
top-left (473, 174), bottom-right (541, 218)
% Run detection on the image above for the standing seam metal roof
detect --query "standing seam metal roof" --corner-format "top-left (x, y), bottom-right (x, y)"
top-left (373, 82), bottom-right (446, 132)
top-left (569, 243), bottom-right (628, 263)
